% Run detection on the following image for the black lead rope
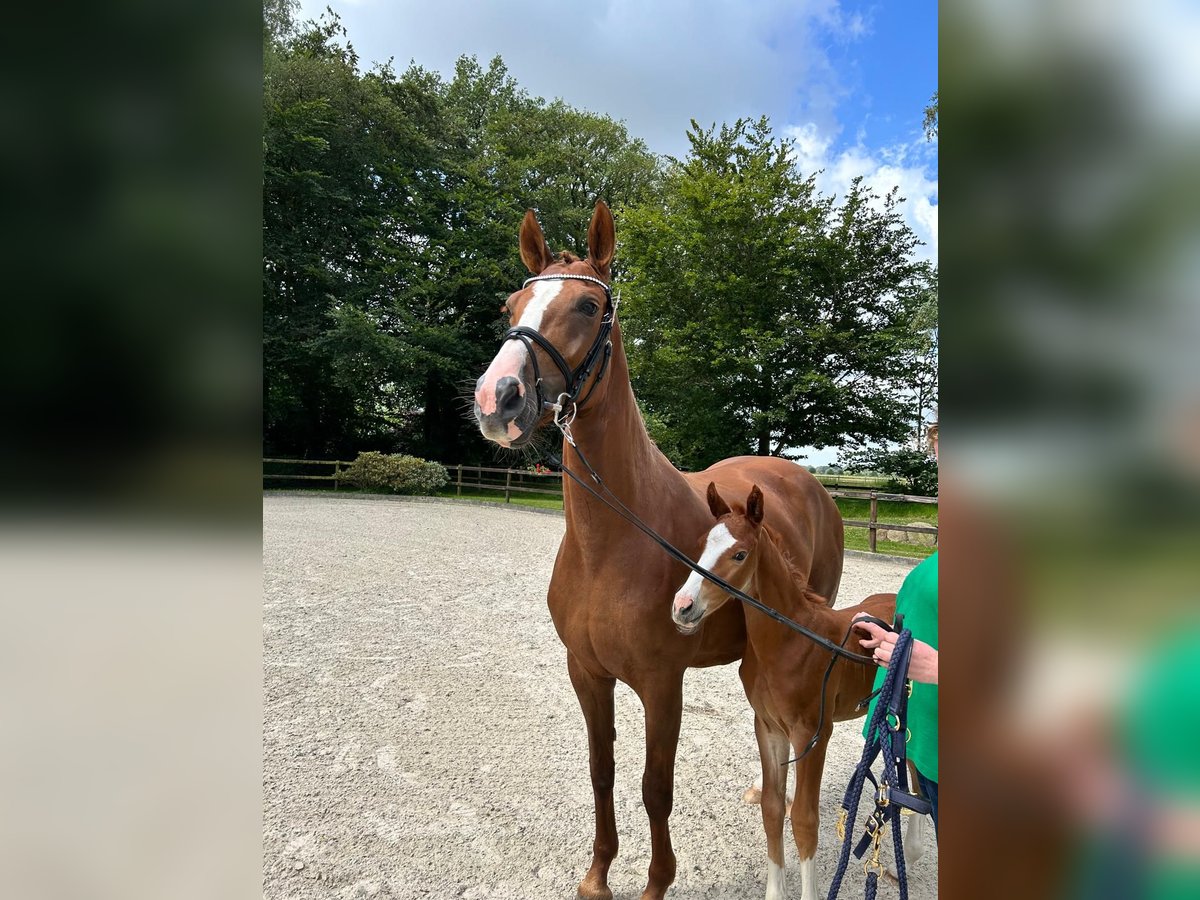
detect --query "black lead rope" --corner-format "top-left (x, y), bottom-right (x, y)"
top-left (826, 628), bottom-right (931, 900)
top-left (546, 440), bottom-right (875, 667)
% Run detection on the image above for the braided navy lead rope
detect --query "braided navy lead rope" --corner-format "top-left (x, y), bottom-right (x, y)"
top-left (825, 629), bottom-right (914, 900)
top-left (883, 716), bottom-right (909, 900)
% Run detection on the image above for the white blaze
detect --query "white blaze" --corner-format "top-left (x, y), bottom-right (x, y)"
top-left (517, 279), bottom-right (563, 331)
top-left (678, 523), bottom-right (737, 600)
top-left (476, 280), bottom-right (564, 419)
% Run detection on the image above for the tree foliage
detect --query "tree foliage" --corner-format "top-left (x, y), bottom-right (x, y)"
top-left (923, 90), bottom-right (939, 141)
top-left (838, 445), bottom-right (939, 497)
top-left (619, 118), bottom-right (936, 470)
top-left (263, 13), bottom-right (660, 461)
top-left (262, 11), bottom-right (937, 471)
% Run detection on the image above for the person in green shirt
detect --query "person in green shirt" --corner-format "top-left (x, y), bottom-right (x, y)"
top-left (852, 422), bottom-right (939, 833)
top-left (854, 551), bottom-right (939, 833)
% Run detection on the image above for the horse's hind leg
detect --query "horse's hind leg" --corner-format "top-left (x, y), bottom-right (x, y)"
top-left (567, 653), bottom-right (618, 900)
top-left (755, 716), bottom-right (790, 900)
top-left (741, 770), bottom-right (795, 810)
top-left (790, 728), bottom-right (831, 900)
top-left (633, 675), bottom-right (684, 900)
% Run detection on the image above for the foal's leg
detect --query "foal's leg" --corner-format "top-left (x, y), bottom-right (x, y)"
top-left (633, 676), bottom-right (684, 900)
top-left (754, 716), bottom-right (791, 900)
top-left (790, 728), bottom-right (831, 900)
top-left (567, 653), bottom-right (619, 900)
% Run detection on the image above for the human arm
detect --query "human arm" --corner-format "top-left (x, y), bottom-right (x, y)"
top-left (852, 616), bottom-right (939, 684)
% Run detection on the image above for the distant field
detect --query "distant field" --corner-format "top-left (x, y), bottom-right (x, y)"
top-left (435, 487), bottom-right (564, 510)
top-left (835, 497), bottom-right (937, 559)
top-left (811, 472), bottom-right (895, 489)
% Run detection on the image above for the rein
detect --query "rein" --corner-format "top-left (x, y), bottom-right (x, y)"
top-left (504, 271), bottom-right (873, 682)
top-left (547, 425), bottom-right (875, 668)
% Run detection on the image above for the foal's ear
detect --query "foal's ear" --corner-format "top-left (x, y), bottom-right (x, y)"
top-left (706, 482), bottom-right (731, 519)
top-left (746, 485), bottom-right (765, 526)
top-left (587, 200), bottom-right (615, 275)
top-left (519, 209), bottom-right (554, 274)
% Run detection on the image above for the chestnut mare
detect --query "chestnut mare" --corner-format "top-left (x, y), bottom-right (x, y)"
top-left (472, 202), bottom-right (844, 900)
top-left (670, 484), bottom-right (895, 900)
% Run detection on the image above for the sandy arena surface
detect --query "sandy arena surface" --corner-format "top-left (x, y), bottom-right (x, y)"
top-left (264, 494), bottom-right (938, 899)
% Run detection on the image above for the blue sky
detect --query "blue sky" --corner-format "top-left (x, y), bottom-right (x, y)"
top-left (295, 0), bottom-right (938, 463)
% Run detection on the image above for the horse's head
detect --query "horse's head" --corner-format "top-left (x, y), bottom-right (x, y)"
top-left (671, 483), bottom-right (767, 635)
top-left (473, 201), bottom-right (616, 448)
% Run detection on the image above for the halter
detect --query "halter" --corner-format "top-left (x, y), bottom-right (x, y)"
top-left (503, 273), bottom-right (619, 423)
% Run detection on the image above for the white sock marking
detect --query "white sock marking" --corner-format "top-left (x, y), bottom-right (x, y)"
top-left (798, 855), bottom-right (817, 900)
top-left (765, 859), bottom-right (786, 900)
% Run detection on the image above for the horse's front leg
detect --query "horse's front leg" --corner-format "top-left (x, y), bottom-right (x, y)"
top-left (568, 652), bottom-right (619, 900)
top-left (754, 715), bottom-right (791, 900)
top-left (634, 675), bottom-right (684, 900)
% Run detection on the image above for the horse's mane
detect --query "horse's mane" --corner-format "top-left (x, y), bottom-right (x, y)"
top-left (759, 522), bottom-right (830, 606)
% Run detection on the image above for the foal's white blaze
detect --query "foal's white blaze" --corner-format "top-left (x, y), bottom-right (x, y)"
top-left (674, 523), bottom-right (737, 612)
top-left (765, 859), bottom-right (786, 900)
top-left (475, 280), bottom-right (564, 419)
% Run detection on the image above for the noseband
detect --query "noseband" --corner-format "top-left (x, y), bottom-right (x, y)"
top-left (502, 273), bottom-right (618, 423)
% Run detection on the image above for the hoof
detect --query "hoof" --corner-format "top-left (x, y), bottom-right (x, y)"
top-left (742, 784), bottom-right (762, 805)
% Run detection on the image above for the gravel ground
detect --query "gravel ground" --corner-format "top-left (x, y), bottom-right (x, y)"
top-left (264, 494), bottom-right (938, 900)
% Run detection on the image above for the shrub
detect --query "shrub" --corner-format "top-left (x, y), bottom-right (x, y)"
top-left (341, 452), bottom-right (448, 495)
top-left (837, 446), bottom-right (939, 497)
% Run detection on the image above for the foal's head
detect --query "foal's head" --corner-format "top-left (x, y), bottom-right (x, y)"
top-left (671, 483), bottom-right (767, 635)
top-left (473, 202), bottom-right (616, 448)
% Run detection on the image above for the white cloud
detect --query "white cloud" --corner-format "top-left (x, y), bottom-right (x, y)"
top-left (298, 0), bottom-right (857, 159)
top-left (784, 123), bottom-right (938, 265)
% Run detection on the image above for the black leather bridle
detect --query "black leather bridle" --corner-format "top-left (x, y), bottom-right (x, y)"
top-left (502, 273), bottom-right (617, 422)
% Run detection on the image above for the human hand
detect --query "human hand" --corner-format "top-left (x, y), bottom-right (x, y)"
top-left (852, 615), bottom-right (938, 683)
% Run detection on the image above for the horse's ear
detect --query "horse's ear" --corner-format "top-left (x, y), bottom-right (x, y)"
top-left (519, 209), bottom-right (553, 274)
top-left (706, 482), bottom-right (730, 519)
top-left (587, 200), bottom-right (615, 275)
top-left (746, 485), bottom-right (765, 526)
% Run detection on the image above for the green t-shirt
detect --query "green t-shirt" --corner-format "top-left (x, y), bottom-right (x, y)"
top-left (862, 551), bottom-right (938, 782)
top-left (1070, 624), bottom-right (1200, 899)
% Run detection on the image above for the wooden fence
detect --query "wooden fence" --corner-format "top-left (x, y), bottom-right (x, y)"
top-left (263, 459), bottom-right (936, 552)
top-left (823, 489), bottom-right (938, 552)
top-left (262, 457), bottom-right (351, 488)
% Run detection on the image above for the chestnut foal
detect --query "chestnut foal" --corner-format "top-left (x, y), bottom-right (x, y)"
top-left (671, 484), bottom-right (895, 900)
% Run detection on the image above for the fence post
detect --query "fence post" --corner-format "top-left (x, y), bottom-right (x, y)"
top-left (505, 469), bottom-right (512, 503)
top-left (457, 464), bottom-right (462, 496)
top-left (869, 492), bottom-right (878, 552)
top-left (333, 461), bottom-right (340, 492)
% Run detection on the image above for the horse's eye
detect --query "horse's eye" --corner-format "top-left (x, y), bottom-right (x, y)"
top-left (580, 300), bottom-right (599, 317)
top-left (732, 551), bottom-right (747, 561)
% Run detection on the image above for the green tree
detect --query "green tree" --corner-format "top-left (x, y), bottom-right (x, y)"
top-left (923, 90), bottom-right (938, 141)
top-left (263, 17), bottom-right (661, 462)
top-left (263, 14), bottom-right (443, 457)
top-left (838, 445), bottom-right (939, 497)
top-left (620, 118), bottom-right (935, 471)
